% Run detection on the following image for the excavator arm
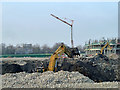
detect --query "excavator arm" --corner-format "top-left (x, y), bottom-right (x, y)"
top-left (47, 43), bottom-right (80, 71)
top-left (48, 43), bottom-right (65, 71)
top-left (34, 43), bottom-right (80, 72)
top-left (100, 42), bottom-right (111, 54)
top-left (31, 43), bottom-right (80, 73)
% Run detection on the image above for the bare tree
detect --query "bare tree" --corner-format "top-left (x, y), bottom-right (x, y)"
top-left (51, 43), bottom-right (62, 52)
top-left (32, 44), bottom-right (41, 54)
top-left (41, 44), bottom-right (51, 54)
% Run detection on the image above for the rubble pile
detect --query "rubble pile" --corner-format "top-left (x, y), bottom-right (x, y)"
top-left (2, 71), bottom-right (94, 88)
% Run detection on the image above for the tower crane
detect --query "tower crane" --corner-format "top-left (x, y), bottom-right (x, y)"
top-left (51, 14), bottom-right (74, 48)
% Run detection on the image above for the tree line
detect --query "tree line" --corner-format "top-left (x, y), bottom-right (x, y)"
top-left (0, 43), bottom-right (85, 55)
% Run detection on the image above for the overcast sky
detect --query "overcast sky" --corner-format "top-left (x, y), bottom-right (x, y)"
top-left (2, 2), bottom-right (118, 47)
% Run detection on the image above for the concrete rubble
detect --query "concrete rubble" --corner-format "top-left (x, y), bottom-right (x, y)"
top-left (2, 71), bottom-right (95, 88)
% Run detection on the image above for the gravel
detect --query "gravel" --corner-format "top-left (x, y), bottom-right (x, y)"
top-left (2, 70), bottom-right (95, 88)
top-left (2, 71), bottom-right (119, 88)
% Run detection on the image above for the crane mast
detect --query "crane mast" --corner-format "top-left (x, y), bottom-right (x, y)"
top-left (51, 14), bottom-right (74, 48)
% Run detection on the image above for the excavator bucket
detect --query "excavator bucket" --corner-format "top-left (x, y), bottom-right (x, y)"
top-left (70, 47), bottom-right (80, 57)
top-left (65, 46), bottom-right (80, 58)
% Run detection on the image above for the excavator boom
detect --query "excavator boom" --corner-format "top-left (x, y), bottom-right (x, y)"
top-left (34, 43), bottom-right (80, 72)
top-left (47, 43), bottom-right (80, 71)
top-left (48, 43), bottom-right (65, 71)
top-left (100, 42), bottom-right (111, 54)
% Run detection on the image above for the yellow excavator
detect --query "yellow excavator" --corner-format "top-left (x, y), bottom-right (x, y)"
top-left (96, 42), bottom-right (112, 55)
top-left (36, 43), bottom-right (80, 72)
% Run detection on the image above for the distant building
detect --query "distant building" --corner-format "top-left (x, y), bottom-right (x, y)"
top-left (15, 44), bottom-right (33, 54)
top-left (23, 44), bottom-right (33, 54)
top-left (85, 38), bottom-right (120, 56)
top-left (15, 46), bottom-right (24, 54)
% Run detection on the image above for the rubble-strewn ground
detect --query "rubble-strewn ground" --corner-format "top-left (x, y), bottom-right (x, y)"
top-left (1, 55), bottom-right (120, 88)
top-left (2, 71), bottom-right (93, 88)
top-left (2, 71), bottom-right (119, 88)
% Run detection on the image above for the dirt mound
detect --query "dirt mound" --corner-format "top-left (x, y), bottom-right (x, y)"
top-left (2, 63), bottom-right (23, 74)
top-left (1, 60), bottom-right (49, 74)
top-left (57, 56), bottom-right (119, 82)
top-left (93, 54), bottom-right (109, 60)
top-left (109, 54), bottom-right (119, 59)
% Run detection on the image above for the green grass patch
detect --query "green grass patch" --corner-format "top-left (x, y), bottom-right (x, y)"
top-left (0, 54), bottom-right (52, 58)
